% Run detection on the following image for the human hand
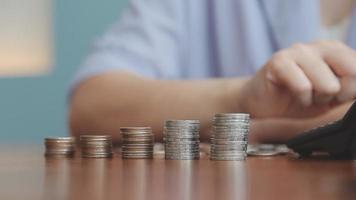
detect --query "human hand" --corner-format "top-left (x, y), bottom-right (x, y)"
top-left (239, 40), bottom-right (356, 118)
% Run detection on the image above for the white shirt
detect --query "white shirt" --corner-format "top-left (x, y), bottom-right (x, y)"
top-left (70, 0), bottom-right (356, 92)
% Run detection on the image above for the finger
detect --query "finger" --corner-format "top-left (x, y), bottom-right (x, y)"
top-left (290, 44), bottom-right (341, 104)
top-left (318, 41), bottom-right (356, 76)
top-left (267, 55), bottom-right (313, 106)
top-left (336, 76), bottom-right (356, 102)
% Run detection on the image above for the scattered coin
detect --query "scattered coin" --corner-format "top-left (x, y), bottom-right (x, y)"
top-left (210, 113), bottom-right (250, 161)
top-left (164, 120), bottom-right (200, 160)
top-left (247, 144), bottom-right (290, 157)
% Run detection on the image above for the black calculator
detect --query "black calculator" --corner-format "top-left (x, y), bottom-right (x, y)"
top-left (286, 101), bottom-right (356, 159)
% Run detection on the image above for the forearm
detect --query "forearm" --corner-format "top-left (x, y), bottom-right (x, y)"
top-left (69, 71), bottom-right (248, 142)
top-left (249, 102), bottom-right (352, 143)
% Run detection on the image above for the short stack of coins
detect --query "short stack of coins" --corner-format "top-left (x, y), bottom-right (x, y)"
top-left (121, 127), bottom-right (154, 159)
top-left (164, 120), bottom-right (200, 160)
top-left (210, 113), bottom-right (250, 161)
top-left (44, 137), bottom-right (76, 157)
top-left (80, 135), bottom-right (113, 158)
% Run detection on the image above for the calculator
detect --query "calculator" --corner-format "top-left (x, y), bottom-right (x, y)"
top-left (286, 101), bottom-right (356, 159)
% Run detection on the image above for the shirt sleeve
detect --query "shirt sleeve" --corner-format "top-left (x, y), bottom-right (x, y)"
top-left (71, 0), bottom-right (186, 90)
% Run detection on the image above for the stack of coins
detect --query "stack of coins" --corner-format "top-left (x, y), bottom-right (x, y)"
top-left (44, 137), bottom-right (76, 157)
top-left (210, 113), bottom-right (250, 161)
top-left (164, 120), bottom-right (200, 160)
top-left (121, 127), bottom-right (154, 159)
top-left (80, 135), bottom-right (113, 158)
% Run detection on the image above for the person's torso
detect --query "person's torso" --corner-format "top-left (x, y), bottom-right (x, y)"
top-left (179, 0), bottom-right (356, 79)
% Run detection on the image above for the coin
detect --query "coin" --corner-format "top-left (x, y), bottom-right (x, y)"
top-left (121, 127), bottom-right (154, 159)
top-left (164, 120), bottom-right (200, 160)
top-left (80, 135), bottom-right (113, 158)
top-left (210, 113), bottom-right (250, 161)
top-left (247, 144), bottom-right (290, 157)
top-left (44, 137), bottom-right (76, 157)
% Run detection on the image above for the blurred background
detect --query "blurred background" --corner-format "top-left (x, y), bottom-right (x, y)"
top-left (0, 0), bottom-right (128, 142)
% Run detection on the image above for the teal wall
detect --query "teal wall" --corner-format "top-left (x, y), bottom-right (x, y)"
top-left (0, 0), bottom-right (128, 142)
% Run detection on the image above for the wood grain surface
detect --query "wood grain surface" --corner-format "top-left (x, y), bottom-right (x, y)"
top-left (0, 144), bottom-right (355, 200)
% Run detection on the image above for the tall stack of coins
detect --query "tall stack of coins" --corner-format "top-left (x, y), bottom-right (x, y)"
top-left (210, 113), bottom-right (250, 161)
top-left (44, 137), bottom-right (75, 157)
top-left (121, 127), bottom-right (154, 159)
top-left (164, 120), bottom-right (200, 160)
top-left (80, 135), bottom-right (113, 158)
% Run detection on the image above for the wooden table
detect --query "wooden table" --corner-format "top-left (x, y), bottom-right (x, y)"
top-left (1, 144), bottom-right (356, 200)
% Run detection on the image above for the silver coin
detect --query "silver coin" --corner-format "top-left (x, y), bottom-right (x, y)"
top-left (165, 146), bottom-right (199, 150)
top-left (122, 141), bottom-right (154, 145)
top-left (211, 133), bottom-right (248, 137)
top-left (211, 138), bottom-right (247, 144)
top-left (211, 147), bottom-right (247, 152)
top-left (165, 155), bottom-right (200, 159)
top-left (120, 127), bottom-right (152, 131)
top-left (45, 137), bottom-right (75, 141)
top-left (165, 119), bottom-right (200, 125)
top-left (164, 136), bottom-right (200, 140)
top-left (165, 140), bottom-right (200, 145)
top-left (165, 156), bottom-right (200, 160)
top-left (164, 130), bottom-right (200, 135)
top-left (214, 113), bottom-right (250, 117)
top-left (165, 150), bottom-right (200, 154)
top-left (122, 145), bottom-right (154, 148)
top-left (213, 118), bottom-right (250, 122)
top-left (122, 156), bottom-right (153, 159)
top-left (45, 141), bottom-right (75, 146)
top-left (211, 140), bottom-right (248, 145)
top-left (121, 133), bottom-right (153, 137)
top-left (211, 144), bottom-right (247, 149)
top-left (80, 147), bottom-right (112, 152)
top-left (121, 134), bottom-right (153, 138)
top-left (212, 126), bottom-right (249, 131)
top-left (45, 146), bottom-right (75, 149)
top-left (247, 150), bottom-right (280, 156)
top-left (122, 149), bottom-right (153, 152)
top-left (164, 138), bottom-right (198, 142)
top-left (165, 148), bottom-right (199, 152)
top-left (122, 153), bottom-right (153, 156)
top-left (212, 132), bottom-right (249, 137)
top-left (45, 150), bottom-right (75, 154)
top-left (164, 128), bottom-right (200, 133)
top-left (213, 122), bottom-right (249, 126)
top-left (82, 155), bottom-right (113, 158)
top-left (213, 118), bottom-right (249, 121)
top-left (210, 151), bottom-right (247, 156)
top-left (122, 154), bottom-right (153, 157)
top-left (82, 152), bottom-right (112, 156)
top-left (122, 144), bottom-right (154, 148)
top-left (122, 137), bottom-right (153, 141)
top-left (210, 156), bottom-right (246, 161)
top-left (45, 147), bottom-right (75, 152)
top-left (165, 151), bottom-right (200, 155)
top-left (212, 126), bottom-right (249, 130)
top-left (45, 153), bottom-right (75, 157)
top-left (164, 133), bottom-right (199, 137)
top-left (80, 135), bottom-right (111, 139)
top-left (165, 149), bottom-right (200, 153)
top-left (164, 135), bottom-right (199, 139)
top-left (80, 142), bottom-right (112, 146)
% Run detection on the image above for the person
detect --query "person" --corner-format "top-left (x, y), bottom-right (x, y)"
top-left (69, 0), bottom-right (356, 143)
